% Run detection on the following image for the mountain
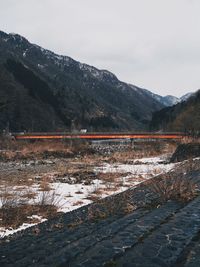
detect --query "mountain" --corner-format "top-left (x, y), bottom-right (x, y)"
top-left (143, 88), bottom-right (196, 107)
top-left (150, 90), bottom-right (200, 131)
top-left (180, 92), bottom-right (194, 102)
top-left (146, 91), bottom-right (179, 106)
top-left (0, 30), bottom-right (165, 132)
top-left (162, 95), bottom-right (180, 106)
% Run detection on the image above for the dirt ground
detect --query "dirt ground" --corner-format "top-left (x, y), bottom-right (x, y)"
top-left (0, 139), bottom-right (181, 234)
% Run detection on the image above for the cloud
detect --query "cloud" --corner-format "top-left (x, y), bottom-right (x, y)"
top-left (1, 0), bottom-right (200, 96)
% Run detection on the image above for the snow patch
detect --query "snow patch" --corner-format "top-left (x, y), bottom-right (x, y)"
top-left (0, 155), bottom-right (177, 238)
top-left (0, 216), bottom-right (46, 238)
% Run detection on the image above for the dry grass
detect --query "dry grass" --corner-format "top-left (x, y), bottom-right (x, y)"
top-left (0, 137), bottom-right (179, 163)
top-left (67, 218), bottom-right (83, 229)
top-left (87, 191), bottom-right (136, 222)
top-left (0, 185), bottom-right (28, 208)
top-left (0, 204), bottom-right (57, 228)
top-left (75, 190), bottom-right (84, 194)
top-left (39, 177), bottom-right (52, 191)
top-left (20, 189), bottom-right (37, 200)
top-left (36, 190), bottom-right (62, 207)
top-left (149, 176), bottom-right (198, 203)
top-left (55, 161), bottom-right (97, 185)
top-left (97, 172), bottom-right (130, 183)
top-left (20, 141), bottom-right (70, 154)
top-left (72, 200), bottom-right (84, 206)
top-left (0, 138), bottom-right (92, 161)
top-left (109, 141), bottom-right (178, 164)
top-left (86, 194), bottom-right (101, 202)
top-left (0, 184), bottom-right (61, 229)
top-left (56, 163), bottom-right (78, 176)
top-left (0, 138), bottom-right (188, 231)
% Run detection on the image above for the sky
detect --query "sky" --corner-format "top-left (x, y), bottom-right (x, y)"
top-left (0, 0), bottom-right (200, 97)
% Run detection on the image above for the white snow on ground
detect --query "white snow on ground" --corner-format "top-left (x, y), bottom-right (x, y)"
top-left (96, 162), bottom-right (173, 177)
top-left (0, 216), bottom-right (47, 238)
top-left (96, 157), bottom-right (174, 178)
top-left (43, 182), bottom-right (97, 212)
top-left (94, 156), bottom-right (175, 188)
top-left (52, 156), bottom-right (176, 212)
top-left (132, 156), bottom-right (166, 163)
top-left (0, 156), bottom-right (176, 238)
top-left (49, 179), bottom-right (129, 213)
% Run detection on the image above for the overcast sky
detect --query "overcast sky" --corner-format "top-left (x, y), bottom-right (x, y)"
top-left (1, 0), bottom-right (200, 96)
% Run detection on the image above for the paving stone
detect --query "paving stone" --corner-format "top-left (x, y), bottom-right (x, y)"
top-left (69, 201), bottom-right (181, 267)
top-left (116, 196), bottom-right (200, 267)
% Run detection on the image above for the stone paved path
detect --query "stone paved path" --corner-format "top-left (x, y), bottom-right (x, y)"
top-left (1, 169), bottom-right (200, 267)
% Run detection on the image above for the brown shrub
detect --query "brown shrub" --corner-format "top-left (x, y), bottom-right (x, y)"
top-left (39, 177), bottom-right (52, 191)
top-left (87, 191), bottom-right (136, 222)
top-left (0, 204), bottom-right (57, 228)
top-left (149, 176), bottom-right (197, 203)
top-left (109, 141), bottom-right (178, 164)
top-left (0, 139), bottom-right (93, 161)
top-left (0, 185), bottom-right (61, 229)
top-left (36, 190), bottom-right (62, 207)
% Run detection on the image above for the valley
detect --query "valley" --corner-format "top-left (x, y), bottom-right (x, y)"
top-left (0, 28), bottom-right (199, 267)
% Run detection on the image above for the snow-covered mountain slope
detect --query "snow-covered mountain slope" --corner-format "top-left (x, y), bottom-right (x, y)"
top-left (180, 92), bottom-right (194, 102)
top-left (141, 89), bottom-right (179, 107)
top-left (143, 88), bottom-right (195, 107)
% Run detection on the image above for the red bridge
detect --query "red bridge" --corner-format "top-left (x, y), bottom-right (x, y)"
top-left (13, 132), bottom-right (187, 140)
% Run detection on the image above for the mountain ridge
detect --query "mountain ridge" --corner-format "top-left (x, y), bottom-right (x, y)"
top-left (0, 30), bottom-right (194, 132)
top-left (0, 30), bottom-right (166, 132)
top-left (150, 90), bottom-right (200, 131)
